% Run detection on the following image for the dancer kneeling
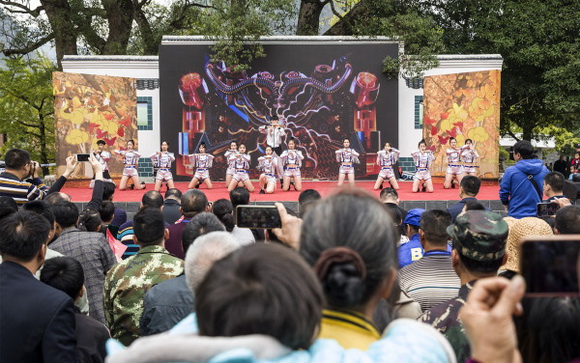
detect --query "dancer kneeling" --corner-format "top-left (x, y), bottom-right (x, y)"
top-left (411, 139), bottom-right (435, 193)
top-left (227, 143), bottom-right (254, 192)
top-left (188, 143), bottom-right (214, 189)
top-left (150, 141), bottom-right (175, 192)
top-left (280, 138), bottom-right (303, 192)
top-left (336, 138), bottom-right (359, 187)
top-left (444, 137), bottom-right (463, 189)
top-left (461, 138), bottom-right (479, 176)
top-left (374, 142), bottom-right (400, 190)
top-left (258, 146), bottom-right (278, 194)
top-left (114, 139), bottom-right (145, 190)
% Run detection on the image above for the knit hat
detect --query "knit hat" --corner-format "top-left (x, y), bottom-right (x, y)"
top-left (447, 210), bottom-right (508, 262)
top-left (500, 217), bottom-right (553, 273)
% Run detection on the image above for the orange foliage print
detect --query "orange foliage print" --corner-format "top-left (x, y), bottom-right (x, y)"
top-left (423, 70), bottom-right (501, 179)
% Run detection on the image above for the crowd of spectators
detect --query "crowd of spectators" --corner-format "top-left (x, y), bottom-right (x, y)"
top-left (1, 145), bottom-right (580, 363)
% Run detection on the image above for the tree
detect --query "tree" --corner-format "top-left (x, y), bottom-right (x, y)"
top-left (0, 55), bottom-right (56, 175)
top-left (407, 0), bottom-right (579, 141)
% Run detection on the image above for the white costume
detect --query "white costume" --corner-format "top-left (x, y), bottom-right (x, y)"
top-left (225, 150), bottom-right (238, 176)
top-left (461, 146), bottom-right (479, 174)
top-left (377, 148), bottom-right (399, 179)
top-left (259, 124), bottom-right (286, 149)
top-left (114, 150), bottom-right (141, 177)
top-left (336, 148), bottom-right (360, 175)
top-left (231, 154), bottom-right (251, 182)
top-left (446, 148), bottom-right (463, 175)
top-left (150, 151), bottom-right (175, 181)
top-left (411, 150), bottom-right (435, 181)
top-left (280, 150), bottom-right (304, 178)
top-left (190, 153), bottom-right (214, 180)
top-left (258, 156), bottom-right (278, 184)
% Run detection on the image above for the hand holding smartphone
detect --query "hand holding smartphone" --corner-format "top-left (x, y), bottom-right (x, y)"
top-left (236, 205), bottom-right (282, 229)
top-left (75, 153), bottom-right (91, 162)
top-left (536, 202), bottom-right (560, 217)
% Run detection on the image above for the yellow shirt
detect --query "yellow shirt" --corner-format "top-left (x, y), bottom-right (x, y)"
top-left (318, 309), bottom-right (381, 350)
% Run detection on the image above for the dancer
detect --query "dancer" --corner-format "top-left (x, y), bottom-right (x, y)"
top-left (224, 141), bottom-right (238, 187)
top-left (257, 146), bottom-right (278, 194)
top-left (461, 139), bottom-right (479, 176)
top-left (335, 138), bottom-right (360, 187)
top-left (227, 143), bottom-right (254, 192)
top-left (188, 142), bottom-right (214, 189)
top-left (114, 139), bottom-right (145, 190)
top-left (411, 139), bottom-right (435, 193)
top-left (149, 141), bottom-right (175, 192)
top-left (280, 138), bottom-right (303, 192)
top-left (444, 137), bottom-right (463, 189)
top-left (91, 139), bottom-right (114, 188)
top-left (374, 142), bottom-right (400, 190)
top-left (259, 116), bottom-right (286, 185)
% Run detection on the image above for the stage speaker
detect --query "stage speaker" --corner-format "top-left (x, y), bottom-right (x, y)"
top-left (562, 180), bottom-right (580, 203)
top-left (370, 131), bottom-right (381, 151)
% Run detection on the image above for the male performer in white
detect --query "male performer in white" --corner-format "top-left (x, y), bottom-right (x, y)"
top-left (259, 116), bottom-right (286, 185)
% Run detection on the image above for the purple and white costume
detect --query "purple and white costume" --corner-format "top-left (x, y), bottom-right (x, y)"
top-left (258, 156), bottom-right (278, 184)
top-left (115, 150), bottom-right (141, 177)
top-left (377, 148), bottom-right (399, 179)
top-left (446, 148), bottom-right (463, 175)
top-left (280, 150), bottom-right (304, 178)
top-left (411, 150), bottom-right (435, 181)
top-left (190, 153), bottom-right (214, 180)
top-left (231, 154), bottom-right (251, 182)
top-left (461, 146), bottom-right (479, 174)
top-left (336, 148), bottom-right (360, 175)
top-left (150, 152), bottom-right (175, 181)
top-left (225, 150), bottom-right (238, 176)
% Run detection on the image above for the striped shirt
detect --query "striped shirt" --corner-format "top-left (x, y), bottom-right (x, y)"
top-left (117, 221), bottom-right (139, 260)
top-left (397, 251), bottom-right (460, 312)
top-left (0, 172), bottom-right (48, 205)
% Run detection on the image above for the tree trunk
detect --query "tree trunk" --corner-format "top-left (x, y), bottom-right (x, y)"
top-left (297, 0), bottom-right (325, 35)
top-left (40, 0), bottom-right (78, 69)
top-left (102, 0), bottom-right (134, 54)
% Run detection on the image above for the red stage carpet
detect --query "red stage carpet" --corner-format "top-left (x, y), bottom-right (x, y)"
top-left (62, 180), bottom-right (500, 203)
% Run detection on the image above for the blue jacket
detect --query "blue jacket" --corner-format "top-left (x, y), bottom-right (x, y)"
top-left (499, 159), bottom-right (549, 218)
top-left (398, 233), bottom-right (423, 269)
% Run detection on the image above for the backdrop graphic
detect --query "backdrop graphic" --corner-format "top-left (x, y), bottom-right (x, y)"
top-left (53, 72), bottom-right (137, 178)
top-left (160, 42), bottom-right (399, 181)
top-left (423, 70), bottom-right (501, 179)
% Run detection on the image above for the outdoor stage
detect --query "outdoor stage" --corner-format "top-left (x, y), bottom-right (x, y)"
top-left (62, 179), bottom-right (501, 204)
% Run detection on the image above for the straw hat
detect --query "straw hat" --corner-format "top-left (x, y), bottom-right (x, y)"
top-left (500, 217), bottom-right (553, 273)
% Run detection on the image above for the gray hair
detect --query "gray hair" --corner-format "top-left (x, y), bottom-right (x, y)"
top-left (185, 231), bottom-right (241, 292)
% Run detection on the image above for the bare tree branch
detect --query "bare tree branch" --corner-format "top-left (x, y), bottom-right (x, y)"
top-left (1, 33), bottom-right (55, 56)
top-left (0, 0), bottom-right (44, 17)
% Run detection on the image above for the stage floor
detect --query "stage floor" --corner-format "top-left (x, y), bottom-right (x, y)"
top-left (62, 180), bottom-right (500, 203)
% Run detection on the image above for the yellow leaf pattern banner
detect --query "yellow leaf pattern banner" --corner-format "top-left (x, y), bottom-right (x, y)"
top-left (53, 72), bottom-right (137, 179)
top-left (423, 70), bottom-right (501, 179)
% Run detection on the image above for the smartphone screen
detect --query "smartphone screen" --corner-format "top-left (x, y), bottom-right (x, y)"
top-left (236, 205), bottom-right (281, 229)
top-left (536, 202), bottom-right (560, 217)
top-left (521, 236), bottom-right (580, 297)
top-left (76, 153), bottom-right (91, 162)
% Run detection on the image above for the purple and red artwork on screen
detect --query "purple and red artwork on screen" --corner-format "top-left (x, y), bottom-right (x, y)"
top-left (160, 42), bottom-right (398, 181)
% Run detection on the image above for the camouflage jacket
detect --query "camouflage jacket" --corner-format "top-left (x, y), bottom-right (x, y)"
top-left (103, 245), bottom-right (184, 346)
top-left (419, 281), bottom-right (475, 363)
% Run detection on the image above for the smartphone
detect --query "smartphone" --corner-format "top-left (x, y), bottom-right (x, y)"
top-left (536, 202), bottom-right (560, 217)
top-left (236, 205), bottom-right (281, 229)
top-left (75, 153), bottom-right (91, 162)
top-left (520, 236), bottom-right (580, 297)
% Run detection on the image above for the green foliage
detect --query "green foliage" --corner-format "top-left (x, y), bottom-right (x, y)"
top-left (0, 55), bottom-right (56, 173)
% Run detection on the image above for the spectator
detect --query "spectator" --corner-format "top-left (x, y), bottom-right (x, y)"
top-left (40, 257), bottom-right (110, 363)
top-left (384, 205), bottom-right (408, 246)
top-left (103, 181), bottom-right (127, 227)
top-left (77, 209), bottom-right (103, 232)
top-left (164, 189), bottom-right (210, 258)
top-left (447, 175), bottom-right (484, 222)
top-left (543, 171), bottom-right (566, 202)
top-left (211, 198), bottom-right (235, 232)
top-left (99, 201), bottom-right (117, 236)
top-left (421, 210), bottom-right (509, 362)
top-left (381, 187), bottom-right (408, 236)
top-left (569, 152), bottom-right (580, 179)
top-left (117, 190), bottom-right (164, 259)
top-left (0, 195), bottom-right (18, 219)
top-left (140, 214), bottom-right (227, 336)
top-left (104, 207), bottom-right (184, 346)
top-left (0, 149), bottom-right (72, 205)
top-left (398, 210), bottom-right (459, 312)
top-left (397, 208), bottom-right (425, 268)
top-left (298, 189), bottom-right (321, 218)
top-left (295, 190), bottom-right (453, 357)
top-left (45, 192), bottom-right (71, 204)
top-left (554, 205), bottom-right (580, 234)
top-left (162, 188), bottom-right (182, 224)
top-left (0, 211), bottom-right (77, 362)
top-left (499, 217), bottom-right (553, 279)
top-left (553, 155), bottom-right (568, 177)
top-left (50, 201), bottom-right (116, 324)
top-left (499, 140), bottom-right (549, 218)
top-left (230, 187), bottom-right (257, 245)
